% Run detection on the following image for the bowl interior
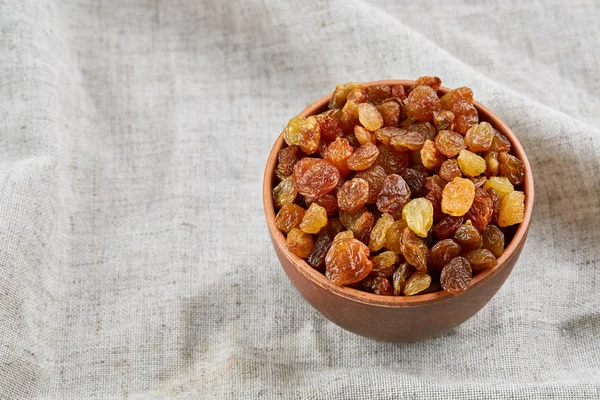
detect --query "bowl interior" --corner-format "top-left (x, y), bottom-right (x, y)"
top-left (264, 80), bottom-right (534, 307)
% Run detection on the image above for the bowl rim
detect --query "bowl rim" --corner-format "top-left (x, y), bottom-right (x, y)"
top-left (263, 79), bottom-right (534, 308)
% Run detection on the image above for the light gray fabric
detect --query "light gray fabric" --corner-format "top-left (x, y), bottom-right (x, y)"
top-left (0, 0), bottom-right (599, 398)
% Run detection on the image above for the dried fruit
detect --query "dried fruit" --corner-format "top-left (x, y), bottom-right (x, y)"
top-left (317, 115), bottom-right (344, 140)
top-left (465, 187), bottom-right (494, 231)
top-left (384, 219), bottom-right (408, 253)
top-left (358, 102), bottom-right (384, 131)
top-left (372, 250), bottom-right (399, 276)
top-left (441, 177), bottom-right (475, 216)
top-left (487, 188), bottom-right (501, 223)
top-left (354, 125), bottom-right (375, 145)
top-left (273, 175), bottom-right (297, 208)
top-left (398, 168), bottom-right (427, 195)
top-left (406, 86), bottom-right (441, 122)
top-left (366, 85), bottom-right (392, 103)
top-left (377, 174), bottom-right (411, 213)
top-left (392, 262), bottom-right (413, 295)
top-left (457, 150), bottom-right (486, 178)
top-left (433, 216), bottom-right (464, 240)
top-left (293, 157), bottom-right (340, 198)
top-left (329, 82), bottom-right (361, 109)
top-left (306, 194), bottom-right (338, 216)
top-left (324, 137), bottom-right (354, 176)
top-left (465, 249), bottom-right (497, 272)
top-left (453, 222), bottom-right (483, 251)
top-left (440, 256), bottom-right (472, 295)
top-left (283, 117), bottom-right (304, 146)
top-left (352, 211), bottom-right (375, 244)
top-left (409, 122), bottom-right (436, 141)
top-left (334, 230), bottom-right (354, 241)
top-left (440, 89), bottom-right (478, 134)
top-left (438, 159), bottom-right (462, 182)
top-left (482, 225), bottom-right (505, 257)
top-left (308, 232), bottom-right (332, 270)
top-left (484, 151), bottom-right (499, 177)
top-left (337, 178), bottom-right (370, 213)
top-left (425, 179), bottom-right (443, 221)
top-left (498, 191), bottom-right (525, 227)
top-left (300, 203), bottom-right (328, 234)
top-left (325, 238), bottom-right (373, 286)
top-left (404, 271), bottom-right (432, 295)
top-left (391, 85), bottom-right (407, 100)
top-left (402, 228), bottom-right (429, 272)
top-left (390, 129), bottom-right (426, 152)
top-left (430, 239), bottom-right (462, 273)
top-left (402, 198), bottom-right (434, 238)
top-left (339, 207), bottom-right (366, 230)
top-left (498, 152), bottom-right (525, 185)
top-left (464, 122), bottom-right (494, 152)
top-left (297, 116), bottom-right (321, 154)
top-left (483, 176), bottom-right (514, 200)
top-left (435, 130), bottom-right (466, 158)
top-left (275, 145), bottom-right (301, 181)
top-left (421, 139), bottom-right (445, 170)
top-left (410, 76), bottom-right (442, 92)
top-left (490, 130), bottom-right (511, 152)
top-left (346, 142), bottom-right (379, 170)
top-left (377, 101), bottom-right (401, 127)
top-left (286, 228), bottom-right (314, 258)
top-left (355, 165), bottom-right (387, 203)
top-left (362, 275), bottom-right (394, 295)
top-left (369, 213), bottom-right (395, 251)
top-left (433, 110), bottom-right (455, 131)
top-left (374, 144), bottom-right (409, 174)
top-left (275, 203), bottom-right (306, 233)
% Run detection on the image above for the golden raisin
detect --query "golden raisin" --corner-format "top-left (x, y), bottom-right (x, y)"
top-left (484, 151), bottom-right (499, 177)
top-left (406, 86), bottom-right (441, 122)
top-left (329, 82), bottom-right (361, 109)
top-left (402, 228), bottom-right (429, 272)
top-left (435, 130), bottom-right (466, 158)
top-left (297, 116), bottom-right (321, 155)
top-left (337, 178), bottom-right (370, 213)
top-left (369, 213), bottom-right (395, 252)
top-left (384, 219), bottom-right (408, 253)
top-left (316, 114), bottom-right (343, 140)
top-left (483, 176), bottom-right (514, 201)
top-left (305, 194), bottom-right (338, 216)
top-left (372, 250), bottom-right (399, 276)
top-left (358, 102), bottom-right (384, 131)
top-left (410, 76), bottom-right (442, 92)
top-left (421, 139), bottom-right (445, 170)
top-left (441, 177), bottom-right (475, 216)
top-left (404, 271), bottom-right (432, 295)
top-left (464, 122), bottom-right (494, 152)
top-left (390, 129), bottom-right (426, 152)
top-left (275, 203), bottom-right (306, 233)
top-left (273, 175), bottom-right (297, 208)
top-left (300, 203), bottom-right (328, 234)
top-left (352, 211), bottom-right (375, 244)
top-left (402, 198), bottom-right (434, 238)
top-left (324, 137), bottom-right (354, 176)
top-left (354, 125), bottom-right (375, 145)
top-left (490, 130), bottom-right (511, 152)
top-left (457, 150), bottom-right (486, 178)
top-left (286, 228), bottom-right (314, 258)
top-left (433, 110), bottom-right (455, 131)
top-left (346, 142), bottom-right (380, 171)
top-left (498, 190), bottom-right (525, 227)
top-left (325, 238), bottom-right (373, 286)
top-left (377, 101), bottom-right (401, 127)
top-left (283, 117), bottom-right (304, 146)
top-left (334, 230), bottom-right (354, 241)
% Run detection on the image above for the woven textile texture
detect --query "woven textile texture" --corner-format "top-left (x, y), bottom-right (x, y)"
top-left (0, 0), bottom-right (599, 398)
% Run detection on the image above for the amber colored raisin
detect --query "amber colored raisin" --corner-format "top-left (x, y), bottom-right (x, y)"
top-left (299, 203), bottom-right (328, 234)
top-left (275, 145), bottom-right (301, 181)
top-left (398, 168), bottom-right (427, 195)
top-left (490, 130), bottom-right (511, 152)
top-left (337, 178), bottom-right (369, 213)
top-left (424, 180), bottom-right (443, 222)
top-left (482, 225), bottom-right (505, 257)
top-left (465, 122), bottom-right (494, 152)
top-left (390, 129), bottom-right (426, 152)
top-left (484, 151), bottom-right (499, 177)
top-left (286, 228), bottom-right (315, 258)
top-left (421, 139), bottom-right (445, 170)
top-left (374, 126), bottom-right (400, 145)
top-left (487, 188), bottom-right (501, 223)
top-left (355, 165), bottom-right (387, 204)
top-left (362, 275), bottom-right (394, 295)
top-left (283, 117), bottom-right (304, 146)
top-left (457, 150), bottom-right (486, 178)
top-left (329, 82), bottom-right (361, 109)
top-left (498, 190), bottom-right (525, 227)
top-left (406, 86), bottom-right (441, 122)
top-left (441, 177), bottom-right (475, 216)
top-left (325, 238), bottom-right (373, 286)
top-left (324, 137), bottom-right (353, 177)
top-left (391, 85), bottom-right (407, 100)
top-left (318, 138), bottom-right (330, 159)
top-left (369, 213), bottom-right (395, 252)
top-left (372, 250), bottom-right (399, 276)
top-left (438, 159), bottom-right (462, 183)
top-left (433, 110), bottom-right (455, 131)
top-left (297, 116), bottom-right (321, 155)
top-left (308, 232), bottom-right (332, 270)
top-left (385, 220), bottom-right (408, 253)
top-left (317, 115), bottom-right (343, 140)
top-left (377, 101), bottom-right (401, 127)
top-left (392, 262), bottom-right (413, 295)
top-left (429, 174), bottom-right (447, 190)
top-left (498, 152), bottom-right (525, 185)
top-left (440, 256), bottom-right (472, 295)
top-left (340, 100), bottom-right (359, 133)
top-left (339, 207), bottom-right (366, 230)
top-left (402, 198), bottom-right (434, 238)
top-left (409, 122), bottom-right (436, 141)
top-left (334, 230), bottom-right (354, 241)
top-left (450, 99), bottom-right (478, 134)
top-left (430, 239), bottom-right (462, 274)
top-left (483, 176), bottom-right (514, 200)
top-left (374, 144), bottom-right (409, 174)
top-left (453, 222), bottom-right (483, 251)
top-left (275, 203), bottom-right (306, 233)
top-left (465, 249), bottom-right (497, 272)
top-left (465, 187), bottom-right (494, 231)
top-left (404, 271), bottom-right (432, 295)
top-left (346, 142), bottom-right (379, 171)
top-left (305, 194), bottom-right (338, 216)
top-left (440, 87), bottom-right (474, 107)
top-left (402, 228), bottom-right (429, 272)
top-left (354, 125), bottom-right (375, 145)
top-left (433, 216), bottom-right (464, 240)
top-left (410, 76), bottom-right (442, 92)
top-left (357, 103), bottom-right (384, 131)
top-left (366, 84), bottom-right (392, 104)
top-left (352, 211), bottom-right (375, 244)
top-left (293, 157), bottom-right (340, 198)
top-left (273, 175), bottom-right (297, 208)
top-left (347, 88), bottom-right (368, 104)
top-left (376, 174), bottom-right (411, 214)
top-left (435, 130), bottom-right (466, 158)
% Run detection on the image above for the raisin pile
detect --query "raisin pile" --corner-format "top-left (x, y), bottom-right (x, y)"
top-left (273, 77), bottom-right (526, 296)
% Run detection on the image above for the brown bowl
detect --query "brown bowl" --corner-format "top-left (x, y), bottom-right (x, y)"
top-left (263, 80), bottom-right (534, 342)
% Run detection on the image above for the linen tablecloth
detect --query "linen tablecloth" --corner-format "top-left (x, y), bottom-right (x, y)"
top-left (1, 0), bottom-right (599, 398)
